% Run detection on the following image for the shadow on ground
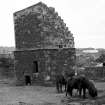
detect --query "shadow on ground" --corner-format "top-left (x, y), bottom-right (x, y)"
top-left (61, 90), bottom-right (105, 105)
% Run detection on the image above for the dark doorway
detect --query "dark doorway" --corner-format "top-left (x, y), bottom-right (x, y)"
top-left (59, 44), bottom-right (63, 48)
top-left (33, 61), bottom-right (38, 73)
top-left (25, 75), bottom-right (31, 85)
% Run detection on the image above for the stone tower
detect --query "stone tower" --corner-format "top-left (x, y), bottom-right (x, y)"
top-left (13, 2), bottom-right (76, 83)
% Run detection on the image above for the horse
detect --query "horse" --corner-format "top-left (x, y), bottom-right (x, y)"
top-left (66, 75), bottom-right (97, 98)
top-left (55, 73), bottom-right (67, 93)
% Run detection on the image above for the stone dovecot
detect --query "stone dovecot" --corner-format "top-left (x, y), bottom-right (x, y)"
top-left (13, 2), bottom-right (76, 83)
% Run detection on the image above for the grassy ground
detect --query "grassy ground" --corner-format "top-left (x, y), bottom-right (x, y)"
top-left (0, 79), bottom-right (105, 105)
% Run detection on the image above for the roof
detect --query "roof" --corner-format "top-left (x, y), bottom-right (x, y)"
top-left (14, 2), bottom-right (46, 16)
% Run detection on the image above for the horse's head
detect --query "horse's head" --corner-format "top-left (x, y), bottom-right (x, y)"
top-left (89, 87), bottom-right (98, 98)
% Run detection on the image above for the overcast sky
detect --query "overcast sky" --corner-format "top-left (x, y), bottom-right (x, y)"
top-left (0, 0), bottom-right (105, 48)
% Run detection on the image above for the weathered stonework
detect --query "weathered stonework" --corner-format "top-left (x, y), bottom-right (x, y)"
top-left (14, 2), bottom-right (74, 49)
top-left (13, 2), bottom-right (76, 83)
top-left (14, 48), bottom-right (75, 81)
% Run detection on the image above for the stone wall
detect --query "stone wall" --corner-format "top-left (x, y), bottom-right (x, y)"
top-left (84, 67), bottom-right (105, 80)
top-left (13, 2), bottom-right (76, 84)
top-left (14, 48), bottom-right (75, 81)
top-left (77, 67), bottom-right (105, 80)
top-left (14, 2), bottom-right (74, 49)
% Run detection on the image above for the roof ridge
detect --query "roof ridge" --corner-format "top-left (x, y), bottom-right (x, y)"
top-left (14, 1), bottom-right (47, 15)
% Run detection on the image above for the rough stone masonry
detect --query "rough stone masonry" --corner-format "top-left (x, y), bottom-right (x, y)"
top-left (13, 2), bottom-right (76, 84)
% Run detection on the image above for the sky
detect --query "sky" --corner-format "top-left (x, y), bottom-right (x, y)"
top-left (0, 0), bottom-right (105, 48)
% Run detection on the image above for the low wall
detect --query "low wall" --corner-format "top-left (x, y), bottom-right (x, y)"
top-left (78, 67), bottom-right (105, 80)
top-left (0, 65), bottom-right (15, 79)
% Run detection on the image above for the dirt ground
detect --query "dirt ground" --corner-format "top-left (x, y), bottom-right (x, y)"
top-left (0, 79), bottom-right (105, 105)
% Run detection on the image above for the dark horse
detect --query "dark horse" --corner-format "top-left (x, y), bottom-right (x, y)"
top-left (55, 74), bottom-right (67, 93)
top-left (66, 75), bottom-right (97, 98)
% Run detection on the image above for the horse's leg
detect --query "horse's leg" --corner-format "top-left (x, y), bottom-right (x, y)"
top-left (60, 83), bottom-right (62, 93)
top-left (65, 83), bottom-right (67, 92)
top-left (70, 88), bottom-right (73, 96)
top-left (83, 88), bottom-right (86, 98)
top-left (77, 89), bottom-right (79, 95)
top-left (56, 82), bottom-right (59, 93)
top-left (66, 85), bottom-right (69, 96)
top-left (79, 88), bottom-right (82, 98)
top-left (66, 84), bottom-right (68, 96)
top-left (66, 89), bottom-right (68, 96)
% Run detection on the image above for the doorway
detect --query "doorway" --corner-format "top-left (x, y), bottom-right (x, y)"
top-left (33, 61), bottom-right (38, 73)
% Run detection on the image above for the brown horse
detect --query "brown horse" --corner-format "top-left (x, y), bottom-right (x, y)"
top-left (55, 74), bottom-right (67, 93)
top-left (66, 75), bottom-right (97, 98)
